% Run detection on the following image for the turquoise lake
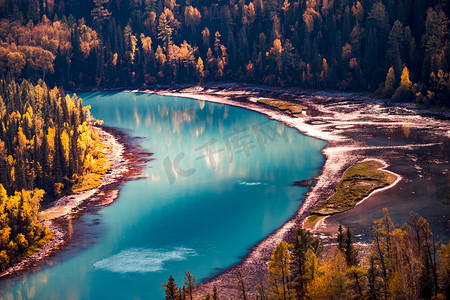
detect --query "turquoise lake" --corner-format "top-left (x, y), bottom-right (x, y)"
top-left (0, 92), bottom-right (326, 299)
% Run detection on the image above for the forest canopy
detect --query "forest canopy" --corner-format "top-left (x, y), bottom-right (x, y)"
top-left (0, 79), bottom-right (110, 271)
top-left (0, 0), bottom-right (449, 106)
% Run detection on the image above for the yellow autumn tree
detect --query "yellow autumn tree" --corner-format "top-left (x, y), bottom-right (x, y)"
top-left (61, 128), bottom-right (70, 167)
top-left (196, 57), bottom-right (204, 81)
top-left (46, 126), bottom-right (55, 169)
top-left (266, 241), bottom-right (294, 299)
top-left (306, 247), bottom-right (349, 298)
top-left (0, 185), bottom-right (50, 271)
top-left (140, 34), bottom-right (152, 54)
top-left (393, 66), bottom-right (414, 101)
top-left (400, 66), bottom-right (412, 89)
top-left (270, 39), bottom-right (283, 74)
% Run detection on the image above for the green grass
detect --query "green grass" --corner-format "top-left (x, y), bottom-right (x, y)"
top-left (312, 162), bottom-right (393, 216)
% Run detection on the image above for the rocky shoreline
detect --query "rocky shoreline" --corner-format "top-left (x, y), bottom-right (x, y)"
top-left (144, 85), bottom-right (449, 298)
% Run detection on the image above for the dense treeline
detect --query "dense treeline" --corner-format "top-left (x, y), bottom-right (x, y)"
top-left (0, 79), bottom-right (109, 197)
top-left (0, 0), bottom-right (449, 106)
top-left (0, 79), bottom-right (110, 271)
top-left (165, 210), bottom-right (450, 299)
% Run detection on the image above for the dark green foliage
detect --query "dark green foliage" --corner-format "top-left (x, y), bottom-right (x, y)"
top-left (212, 286), bottom-right (218, 300)
top-left (337, 224), bottom-right (358, 266)
top-left (291, 228), bottom-right (322, 299)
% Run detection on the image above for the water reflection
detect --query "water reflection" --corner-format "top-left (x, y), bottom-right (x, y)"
top-left (402, 125), bottom-right (410, 139)
top-left (0, 92), bottom-right (326, 299)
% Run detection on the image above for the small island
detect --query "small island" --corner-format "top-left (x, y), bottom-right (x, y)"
top-left (312, 161), bottom-right (398, 216)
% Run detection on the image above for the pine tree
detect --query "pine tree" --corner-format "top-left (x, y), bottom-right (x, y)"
top-left (91, 0), bottom-right (111, 27)
top-left (27, 0), bottom-right (40, 23)
top-left (386, 20), bottom-right (405, 80)
top-left (183, 270), bottom-right (196, 300)
top-left (212, 286), bottom-right (219, 300)
top-left (162, 275), bottom-right (178, 300)
top-left (157, 12), bottom-right (173, 50)
top-left (344, 226), bottom-right (358, 266)
top-left (384, 66), bottom-right (396, 97)
top-left (292, 228), bottom-right (322, 299)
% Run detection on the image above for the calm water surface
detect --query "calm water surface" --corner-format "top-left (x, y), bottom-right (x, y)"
top-left (0, 92), bottom-right (326, 299)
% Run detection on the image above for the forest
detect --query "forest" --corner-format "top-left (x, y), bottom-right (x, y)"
top-left (0, 0), bottom-right (449, 107)
top-left (0, 79), bottom-right (110, 271)
top-left (0, 0), bottom-right (449, 294)
top-left (165, 210), bottom-right (450, 299)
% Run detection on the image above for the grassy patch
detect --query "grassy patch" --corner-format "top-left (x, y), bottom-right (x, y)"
top-left (312, 162), bottom-right (394, 216)
top-left (303, 215), bottom-right (325, 230)
top-left (257, 98), bottom-right (308, 116)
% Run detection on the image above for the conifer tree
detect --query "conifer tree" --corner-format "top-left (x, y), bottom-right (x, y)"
top-left (384, 66), bottom-right (396, 97)
top-left (266, 241), bottom-right (294, 299)
top-left (162, 275), bottom-right (178, 300)
top-left (291, 228), bottom-right (321, 299)
top-left (184, 270), bottom-right (196, 300)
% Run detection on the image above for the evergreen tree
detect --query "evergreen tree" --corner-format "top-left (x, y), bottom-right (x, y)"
top-left (344, 226), bottom-right (358, 266)
top-left (157, 11), bottom-right (173, 50)
top-left (386, 20), bottom-right (405, 80)
top-left (384, 66), bottom-right (396, 97)
top-left (212, 286), bottom-right (219, 300)
top-left (183, 270), bottom-right (196, 300)
top-left (291, 228), bottom-right (322, 299)
top-left (162, 275), bottom-right (178, 300)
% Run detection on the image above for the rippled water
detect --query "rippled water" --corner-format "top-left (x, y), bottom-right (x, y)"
top-left (0, 92), bottom-right (326, 299)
